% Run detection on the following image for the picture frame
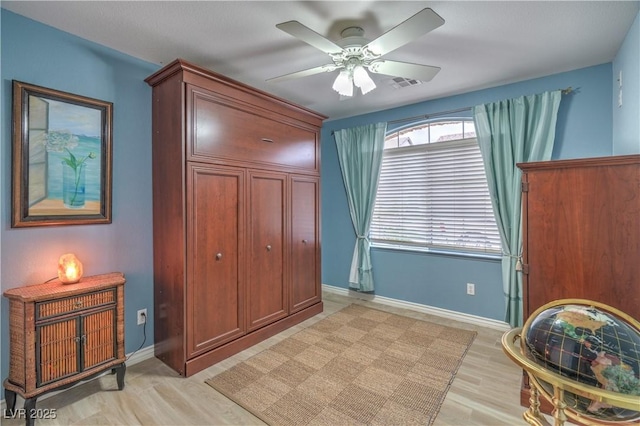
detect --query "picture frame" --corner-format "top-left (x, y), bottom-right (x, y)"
top-left (12, 81), bottom-right (113, 227)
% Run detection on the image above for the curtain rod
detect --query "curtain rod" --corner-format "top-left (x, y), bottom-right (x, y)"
top-left (387, 106), bottom-right (471, 125)
top-left (386, 86), bottom-right (574, 126)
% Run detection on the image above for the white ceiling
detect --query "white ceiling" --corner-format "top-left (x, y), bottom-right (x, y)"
top-left (3, 1), bottom-right (638, 120)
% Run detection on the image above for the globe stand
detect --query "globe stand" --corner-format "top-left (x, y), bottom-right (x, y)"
top-left (521, 374), bottom-right (572, 426)
top-left (503, 327), bottom-right (640, 426)
top-left (521, 376), bottom-right (569, 426)
top-left (523, 381), bottom-right (546, 425)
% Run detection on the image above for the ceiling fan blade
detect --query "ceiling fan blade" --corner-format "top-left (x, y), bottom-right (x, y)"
top-left (276, 21), bottom-right (343, 55)
top-left (363, 8), bottom-right (445, 56)
top-left (267, 64), bottom-right (338, 83)
top-left (369, 60), bottom-right (441, 82)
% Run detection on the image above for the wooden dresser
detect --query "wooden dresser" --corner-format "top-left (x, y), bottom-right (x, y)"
top-left (145, 59), bottom-right (326, 377)
top-left (517, 154), bottom-right (640, 414)
top-left (3, 272), bottom-right (126, 425)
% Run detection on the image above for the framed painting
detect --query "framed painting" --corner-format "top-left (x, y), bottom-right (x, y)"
top-left (12, 81), bottom-right (113, 227)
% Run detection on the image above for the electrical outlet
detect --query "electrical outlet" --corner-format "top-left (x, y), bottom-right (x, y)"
top-left (466, 283), bottom-right (475, 296)
top-left (137, 308), bottom-right (147, 325)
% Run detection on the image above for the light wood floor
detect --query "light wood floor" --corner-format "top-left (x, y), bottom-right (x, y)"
top-left (3, 292), bottom-right (534, 425)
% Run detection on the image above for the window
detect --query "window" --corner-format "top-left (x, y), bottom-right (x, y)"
top-left (370, 120), bottom-right (501, 254)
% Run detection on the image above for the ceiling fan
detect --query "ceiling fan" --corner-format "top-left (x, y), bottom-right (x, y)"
top-left (267, 8), bottom-right (445, 97)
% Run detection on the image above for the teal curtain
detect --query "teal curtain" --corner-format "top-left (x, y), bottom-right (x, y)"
top-left (334, 122), bottom-right (387, 292)
top-left (473, 91), bottom-right (561, 327)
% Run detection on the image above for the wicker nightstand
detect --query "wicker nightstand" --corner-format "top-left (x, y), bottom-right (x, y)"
top-left (3, 273), bottom-right (126, 426)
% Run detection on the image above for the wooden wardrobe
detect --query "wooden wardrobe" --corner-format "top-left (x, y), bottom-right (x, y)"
top-left (145, 59), bottom-right (326, 377)
top-left (519, 154), bottom-right (640, 321)
top-left (518, 154), bottom-right (640, 411)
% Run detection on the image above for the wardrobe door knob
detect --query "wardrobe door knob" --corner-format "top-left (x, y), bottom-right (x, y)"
top-left (302, 239), bottom-right (308, 244)
top-left (266, 245), bottom-right (272, 251)
top-left (216, 253), bottom-right (223, 260)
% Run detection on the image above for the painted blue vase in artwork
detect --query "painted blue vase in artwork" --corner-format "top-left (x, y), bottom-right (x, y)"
top-left (62, 162), bottom-right (86, 209)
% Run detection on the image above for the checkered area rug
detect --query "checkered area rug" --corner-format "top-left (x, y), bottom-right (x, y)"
top-left (206, 304), bottom-right (476, 425)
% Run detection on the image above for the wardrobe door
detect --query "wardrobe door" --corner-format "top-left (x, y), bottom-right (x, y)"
top-left (186, 165), bottom-right (246, 358)
top-left (188, 83), bottom-right (319, 171)
top-left (290, 175), bottom-right (320, 313)
top-left (247, 171), bottom-right (287, 331)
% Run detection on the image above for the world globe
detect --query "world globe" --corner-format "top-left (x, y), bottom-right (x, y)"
top-left (522, 300), bottom-right (640, 423)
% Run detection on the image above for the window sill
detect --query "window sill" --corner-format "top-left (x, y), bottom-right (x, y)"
top-left (371, 242), bottom-right (502, 261)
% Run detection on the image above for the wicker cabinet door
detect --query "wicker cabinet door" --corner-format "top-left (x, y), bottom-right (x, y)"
top-left (247, 171), bottom-right (287, 331)
top-left (37, 318), bottom-right (80, 386)
top-left (290, 176), bottom-right (320, 313)
top-left (81, 308), bottom-right (116, 370)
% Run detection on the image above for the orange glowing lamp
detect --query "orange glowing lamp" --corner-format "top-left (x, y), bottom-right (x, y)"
top-left (58, 253), bottom-right (83, 284)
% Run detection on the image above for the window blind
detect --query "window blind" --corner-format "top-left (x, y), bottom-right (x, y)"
top-left (370, 138), bottom-right (501, 253)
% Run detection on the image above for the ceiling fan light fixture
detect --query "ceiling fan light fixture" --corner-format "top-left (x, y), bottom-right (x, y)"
top-left (272, 8), bottom-right (444, 98)
top-left (332, 69), bottom-right (353, 97)
top-left (353, 65), bottom-right (376, 95)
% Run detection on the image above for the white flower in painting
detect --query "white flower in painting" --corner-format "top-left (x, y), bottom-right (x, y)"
top-left (43, 130), bottom-right (79, 152)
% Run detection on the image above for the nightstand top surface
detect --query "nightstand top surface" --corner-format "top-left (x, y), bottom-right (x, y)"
top-left (3, 272), bottom-right (125, 302)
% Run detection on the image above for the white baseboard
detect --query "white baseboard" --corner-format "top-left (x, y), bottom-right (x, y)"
top-left (125, 343), bottom-right (156, 367)
top-left (0, 344), bottom-right (155, 409)
top-left (322, 283), bottom-right (511, 331)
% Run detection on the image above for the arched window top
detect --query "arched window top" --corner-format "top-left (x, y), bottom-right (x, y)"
top-left (372, 117), bottom-right (501, 255)
top-left (384, 119), bottom-right (476, 150)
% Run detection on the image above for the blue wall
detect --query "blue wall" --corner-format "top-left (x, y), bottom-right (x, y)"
top-left (613, 9), bottom-right (640, 155)
top-left (1, 10), bottom-right (159, 381)
top-left (321, 64), bottom-right (614, 322)
top-left (1, 7), bottom-right (635, 384)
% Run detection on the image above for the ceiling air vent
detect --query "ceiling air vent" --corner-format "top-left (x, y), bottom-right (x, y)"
top-left (388, 77), bottom-right (423, 89)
